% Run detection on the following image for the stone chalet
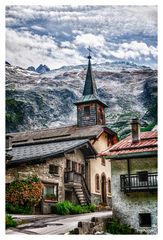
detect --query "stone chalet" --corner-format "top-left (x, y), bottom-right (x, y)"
top-left (100, 119), bottom-right (158, 234)
top-left (6, 54), bottom-right (118, 214)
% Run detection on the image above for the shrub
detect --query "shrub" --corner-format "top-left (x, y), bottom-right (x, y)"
top-left (52, 201), bottom-right (96, 215)
top-left (6, 203), bottom-right (32, 214)
top-left (52, 201), bottom-right (73, 215)
top-left (6, 215), bottom-right (17, 228)
top-left (6, 176), bottom-right (44, 214)
top-left (107, 217), bottom-right (137, 234)
top-left (88, 204), bottom-right (96, 212)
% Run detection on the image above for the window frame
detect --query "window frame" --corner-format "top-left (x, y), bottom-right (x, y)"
top-left (84, 106), bottom-right (90, 117)
top-left (108, 177), bottom-right (111, 194)
top-left (49, 164), bottom-right (59, 175)
top-left (138, 171), bottom-right (148, 182)
top-left (95, 174), bottom-right (100, 192)
top-left (43, 183), bottom-right (58, 202)
top-left (66, 159), bottom-right (71, 171)
top-left (139, 213), bottom-right (151, 227)
top-left (101, 157), bottom-right (106, 166)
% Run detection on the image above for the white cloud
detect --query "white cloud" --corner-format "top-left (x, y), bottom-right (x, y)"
top-left (31, 25), bottom-right (45, 32)
top-left (6, 29), bottom-right (84, 69)
top-left (5, 6), bottom-right (157, 68)
top-left (74, 33), bottom-right (106, 48)
top-left (110, 41), bottom-right (157, 61)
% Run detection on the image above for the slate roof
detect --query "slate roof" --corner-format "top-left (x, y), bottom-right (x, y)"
top-left (83, 57), bottom-right (97, 96)
top-left (6, 139), bottom-right (96, 165)
top-left (9, 124), bottom-right (117, 145)
top-left (100, 131), bottom-right (157, 158)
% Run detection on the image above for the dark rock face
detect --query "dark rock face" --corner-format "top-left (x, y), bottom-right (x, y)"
top-left (6, 62), bottom-right (157, 138)
top-left (27, 66), bottom-right (36, 72)
top-left (36, 64), bottom-right (50, 74)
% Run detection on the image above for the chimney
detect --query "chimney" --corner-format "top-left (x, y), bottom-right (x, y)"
top-left (131, 118), bottom-right (141, 143)
top-left (6, 135), bottom-right (13, 151)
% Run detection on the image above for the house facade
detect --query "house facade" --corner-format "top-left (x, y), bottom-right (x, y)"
top-left (6, 54), bottom-right (118, 214)
top-left (101, 119), bottom-right (157, 234)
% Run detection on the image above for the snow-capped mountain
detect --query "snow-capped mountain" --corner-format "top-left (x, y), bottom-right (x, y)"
top-left (6, 61), bottom-right (157, 138)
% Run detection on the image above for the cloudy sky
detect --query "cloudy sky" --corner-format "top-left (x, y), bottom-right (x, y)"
top-left (6, 5), bottom-right (157, 69)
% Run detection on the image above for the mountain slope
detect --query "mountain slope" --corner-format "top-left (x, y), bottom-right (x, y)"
top-left (6, 62), bottom-right (157, 138)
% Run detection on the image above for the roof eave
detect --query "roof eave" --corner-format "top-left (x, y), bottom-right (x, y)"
top-left (6, 140), bottom-right (97, 167)
top-left (104, 150), bottom-right (157, 160)
top-left (74, 99), bottom-right (108, 108)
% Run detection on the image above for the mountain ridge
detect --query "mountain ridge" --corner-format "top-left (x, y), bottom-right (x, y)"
top-left (6, 61), bottom-right (157, 139)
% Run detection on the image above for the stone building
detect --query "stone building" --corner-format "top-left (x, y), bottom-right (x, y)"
top-left (6, 53), bottom-right (118, 214)
top-left (100, 119), bottom-right (158, 234)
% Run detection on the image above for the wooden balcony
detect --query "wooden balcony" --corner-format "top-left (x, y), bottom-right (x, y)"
top-left (64, 171), bottom-right (82, 185)
top-left (120, 172), bottom-right (157, 193)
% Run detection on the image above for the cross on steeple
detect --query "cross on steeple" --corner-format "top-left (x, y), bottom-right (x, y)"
top-left (87, 46), bottom-right (92, 59)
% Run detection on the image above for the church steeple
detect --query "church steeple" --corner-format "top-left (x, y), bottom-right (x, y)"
top-left (74, 48), bottom-right (108, 127)
top-left (83, 49), bottom-right (97, 96)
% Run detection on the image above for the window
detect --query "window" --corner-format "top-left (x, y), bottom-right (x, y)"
top-left (84, 106), bottom-right (90, 116)
top-left (108, 178), bottom-right (111, 194)
top-left (95, 174), bottom-right (100, 192)
top-left (66, 159), bottom-right (71, 171)
top-left (44, 183), bottom-right (58, 201)
top-left (139, 213), bottom-right (151, 227)
top-left (78, 163), bottom-right (81, 173)
top-left (49, 164), bottom-right (59, 174)
top-left (99, 107), bottom-right (103, 121)
top-left (81, 165), bottom-right (84, 175)
top-left (72, 161), bottom-right (77, 172)
top-left (101, 157), bottom-right (106, 166)
top-left (138, 171), bottom-right (148, 182)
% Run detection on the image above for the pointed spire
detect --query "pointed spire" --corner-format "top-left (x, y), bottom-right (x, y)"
top-left (83, 47), bottom-right (97, 96)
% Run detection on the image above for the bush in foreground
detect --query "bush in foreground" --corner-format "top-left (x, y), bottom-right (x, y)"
top-left (6, 215), bottom-right (17, 228)
top-left (107, 217), bottom-right (145, 234)
top-left (52, 201), bottom-right (96, 215)
top-left (6, 176), bottom-right (44, 214)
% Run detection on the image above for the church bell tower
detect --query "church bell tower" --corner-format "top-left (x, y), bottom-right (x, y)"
top-left (74, 49), bottom-right (108, 127)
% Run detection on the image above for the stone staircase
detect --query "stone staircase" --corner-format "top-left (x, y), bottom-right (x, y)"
top-left (74, 185), bottom-right (88, 205)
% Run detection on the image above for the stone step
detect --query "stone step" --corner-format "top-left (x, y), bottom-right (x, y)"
top-left (77, 194), bottom-right (85, 198)
top-left (75, 191), bottom-right (83, 195)
top-left (74, 186), bottom-right (88, 205)
top-left (74, 188), bottom-right (82, 191)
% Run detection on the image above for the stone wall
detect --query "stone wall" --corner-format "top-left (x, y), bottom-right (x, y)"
top-left (111, 157), bottom-right (157, 234)
top-left (71, 216), bottom-right (112, 234)
top-left (6, 149), bottom-right (86, 214)
top-left (91, 194), bottom-right (112, 207)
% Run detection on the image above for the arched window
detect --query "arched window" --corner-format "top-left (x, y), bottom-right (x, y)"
top-left (95, 174), bottom-right (100, 192)
top-left (108, 178), bottom-right (111, 194)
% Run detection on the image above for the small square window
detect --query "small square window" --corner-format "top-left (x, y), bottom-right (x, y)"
top-left (139, 213), bottom-right (151, 227)
top-left (49, 164), bottom-right (59, 174)
top-left (84, 106), bottom-right (90, 116)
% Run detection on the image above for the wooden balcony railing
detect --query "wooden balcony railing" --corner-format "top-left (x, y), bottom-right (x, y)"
top-left (120, 172), bottom-right (157, 193)
top-left (64, 171), bottom-right (82, 184)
